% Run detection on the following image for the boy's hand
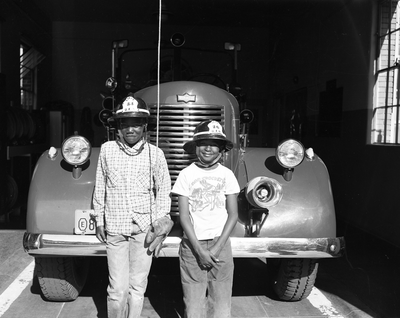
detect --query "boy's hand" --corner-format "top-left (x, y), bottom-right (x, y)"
top-left (197, 248), bottom-right (218, 269)
top-left (145, 216), bottom-right (174, 257)
top-left (96, 226), bottom-right (107, 243)
top-left (209, 251), bottom-right (220, 264)
top-left (209, 245), bottom-right (220, 260)
top-left (145, 216), bottom-right (174, 246)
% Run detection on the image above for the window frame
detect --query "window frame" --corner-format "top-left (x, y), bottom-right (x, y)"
top-left (373, 0), bottom-right (400, 145)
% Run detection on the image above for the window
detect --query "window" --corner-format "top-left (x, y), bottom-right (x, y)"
top-left (20, 41), bottom-right (44, 110)
top-left (373, 0), bottom-right (400, 144)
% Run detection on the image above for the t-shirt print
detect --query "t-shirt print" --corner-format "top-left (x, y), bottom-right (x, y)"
top-left (190, 177), bottom-right (225, 213)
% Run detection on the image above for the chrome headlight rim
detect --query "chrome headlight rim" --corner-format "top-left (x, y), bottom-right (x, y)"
top-left (61, 135), bottom-right (92, 166)
top-left (276, 139), bottom-right (305, 168)
top-left (245, 176), bottom-right (283, 208)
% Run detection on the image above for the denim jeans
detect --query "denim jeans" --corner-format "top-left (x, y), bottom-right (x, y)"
top-left (179, 237), bottom-right (234, 318)
top-left (106, 232), bottom-right (153, 318)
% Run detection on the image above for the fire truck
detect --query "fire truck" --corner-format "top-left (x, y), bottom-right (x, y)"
top-left (23, 35), bottom-right (345, 302)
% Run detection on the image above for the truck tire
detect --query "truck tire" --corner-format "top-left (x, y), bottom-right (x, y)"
top-left (35, 257), bottom-right (90, 301)
top-left (273, 258), bottom-right (318, 301)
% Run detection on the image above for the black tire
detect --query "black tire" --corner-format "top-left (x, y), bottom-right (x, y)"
top-left (35, 257), bottom-right (90, 301)
top-left (273, 258), bottom-right (318, 301)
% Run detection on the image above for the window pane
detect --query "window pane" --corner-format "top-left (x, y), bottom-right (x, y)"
top-left (20, 42), bottom-right (44, 110)
top-left (372, 107), bottom-right (387, 143)
top-left (376, 69), bottom-right (396, 107)
top-left (379, 33), bottom-right (398, 69)
top-left (373, 1), bottom-right (400, 145)
top-left (379, 0), bottom-right (398, 37)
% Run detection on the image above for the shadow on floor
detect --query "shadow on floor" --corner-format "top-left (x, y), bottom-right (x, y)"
top-left (316, 220), bottom-right (400, 318)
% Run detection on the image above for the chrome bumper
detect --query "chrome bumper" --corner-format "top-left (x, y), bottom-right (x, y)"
top-left (23, 232), bottom-right (345, 258)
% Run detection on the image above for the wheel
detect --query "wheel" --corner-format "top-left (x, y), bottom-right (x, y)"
top-left (35, 257), bottom-right (90, 301)
top-left (272, 258), bottom-right (318, 301)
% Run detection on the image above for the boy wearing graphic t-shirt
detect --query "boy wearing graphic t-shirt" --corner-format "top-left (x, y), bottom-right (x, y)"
top-left (172, 120), bottom-right (239, 318)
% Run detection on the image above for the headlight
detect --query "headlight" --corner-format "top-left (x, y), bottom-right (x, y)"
top-left (276, 139), bottom-right (305, 168)
top-left (61, 135), bottom-right (91, 165)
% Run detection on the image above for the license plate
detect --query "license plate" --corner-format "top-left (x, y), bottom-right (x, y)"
top-left (74, 209), bottom-right (96, 235)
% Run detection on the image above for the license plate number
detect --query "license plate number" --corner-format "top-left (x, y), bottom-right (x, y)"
top-left (74, 209), bottom-right (96, 235)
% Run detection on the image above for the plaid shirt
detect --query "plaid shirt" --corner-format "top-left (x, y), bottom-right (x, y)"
top-left (93, 139), bottom-right (171, 236)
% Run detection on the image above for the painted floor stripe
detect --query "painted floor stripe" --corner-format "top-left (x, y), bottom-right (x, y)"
top-left (0, 260), bottom-right (35, 317)
top-left (308, 287), bottom-right (344, 317)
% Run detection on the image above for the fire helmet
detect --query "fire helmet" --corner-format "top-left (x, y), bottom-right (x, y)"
top-left (113, 93), bottom-right (150, 121)
top-left (183, 120), bottom-right (233, 154)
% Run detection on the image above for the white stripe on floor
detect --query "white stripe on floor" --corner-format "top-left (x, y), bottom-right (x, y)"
top-left (0, 260), bottom-right (35, 317)
top-left (308, 287), bottom-right (344, 317)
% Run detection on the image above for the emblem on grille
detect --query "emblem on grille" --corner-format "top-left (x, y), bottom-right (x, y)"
top-left (177, 93), bottom-right (196, 103)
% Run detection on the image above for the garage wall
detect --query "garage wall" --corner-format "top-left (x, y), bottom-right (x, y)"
top-left (269, 0), bottom-right (400, 247)
top-left (1, 0), bottom-right (53, 215)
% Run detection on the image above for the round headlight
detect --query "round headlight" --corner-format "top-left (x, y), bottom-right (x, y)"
top-left (61, 135), bottom-right (91, 165)
top-left (276, 139), bottom-right (305, 168)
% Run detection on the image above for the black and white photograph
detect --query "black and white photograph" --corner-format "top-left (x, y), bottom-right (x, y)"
top-left (1, 0), bottom-right (400, 317)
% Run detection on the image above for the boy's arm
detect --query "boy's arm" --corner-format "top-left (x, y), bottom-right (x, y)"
top-left (178, 195), bottom-right (216, 268)
top-left (209, 193), bottom-right (239, 258)
top-left (155, 150), bottom-right (172, 217)
top-left (92, 148), bottom-right (107, 242)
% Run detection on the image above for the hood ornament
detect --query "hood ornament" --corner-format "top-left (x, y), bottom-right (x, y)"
top-left (177, 93), bottom-right (196, 103)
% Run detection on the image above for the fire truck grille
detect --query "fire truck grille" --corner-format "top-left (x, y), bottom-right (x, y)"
top-left (148, 103), bottom-right (225, 215)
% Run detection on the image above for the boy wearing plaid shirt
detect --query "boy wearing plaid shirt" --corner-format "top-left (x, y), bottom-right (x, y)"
top-left (93, 93), bottom-right (172, 318)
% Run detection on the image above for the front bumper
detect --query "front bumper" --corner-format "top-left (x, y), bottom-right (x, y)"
top-left (23, 232), bottom-right (345, 258)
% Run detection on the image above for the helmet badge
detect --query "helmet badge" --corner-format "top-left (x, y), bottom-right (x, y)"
top-left (117, 96), bottom-right (139, 114)
top-left (207, 121), bottom-right (225, 136)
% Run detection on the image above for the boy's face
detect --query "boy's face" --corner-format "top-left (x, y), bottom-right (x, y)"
top-left (195, 140), bottom-right (223, 164)
top-left (118, 118), bottom-right (146, 146)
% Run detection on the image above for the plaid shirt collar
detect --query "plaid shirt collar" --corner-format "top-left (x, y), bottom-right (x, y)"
top-left (116, 138), bottom-right (146, 156)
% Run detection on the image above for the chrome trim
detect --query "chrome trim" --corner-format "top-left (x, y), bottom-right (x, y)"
top-left (23, 232), bottom-right (345, 258)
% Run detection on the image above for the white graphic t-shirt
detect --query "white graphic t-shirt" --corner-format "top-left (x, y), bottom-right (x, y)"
top-left (172, 163), bottom-right (240, 240)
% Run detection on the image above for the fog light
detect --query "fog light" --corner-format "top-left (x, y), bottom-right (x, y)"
top-left (244, 176), bottom-right (283, 208)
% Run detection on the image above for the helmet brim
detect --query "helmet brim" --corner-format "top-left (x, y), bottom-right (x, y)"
top-left (115, 116), bottom-right (148, 129)
top-left (114, 112), bottom-right (149, 119)
top-left (183, 138), bottom-right (233, 154)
